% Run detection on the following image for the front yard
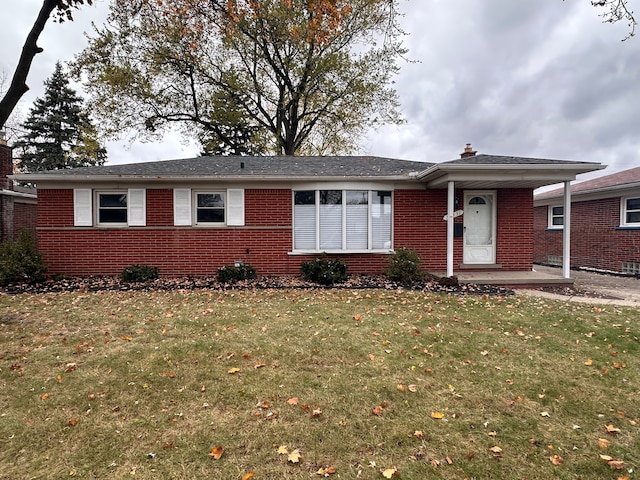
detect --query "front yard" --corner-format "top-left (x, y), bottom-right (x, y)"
top-left (0, 288), bottom-right (638, 479)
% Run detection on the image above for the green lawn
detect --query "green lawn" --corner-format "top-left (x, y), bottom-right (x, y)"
top-left (0, 288), bottom-right (638, 479)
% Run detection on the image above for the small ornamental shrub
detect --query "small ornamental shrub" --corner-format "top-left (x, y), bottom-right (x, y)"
top-left (300, 254), bottom-right (348, 285)
top-left (217, 264), bottom-right (257, 284)
top-left (0, 230), bottom-right (47, 286)
top-left (120, 265), bottom-right (159, 283)
top-left (385, 247), bottom-right (423, 283)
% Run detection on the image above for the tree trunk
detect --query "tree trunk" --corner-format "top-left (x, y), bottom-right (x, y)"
top-left (0, 0), bottom-right (60, 130)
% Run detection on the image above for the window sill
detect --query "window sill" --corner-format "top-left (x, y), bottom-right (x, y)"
top-left (545, 227), bottom-right (564, 231)
top-left (289, 249), bottom-right (394, 255)
top-left (616, 226), bottom-right (640, 230)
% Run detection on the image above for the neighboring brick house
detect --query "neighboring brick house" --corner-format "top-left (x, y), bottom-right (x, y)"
top-left (12, 147), bottom-right (602, 277)
top-left (534, 167), bottom-right (640, 275)
top-left (0, 136), bottom-right (37, 243)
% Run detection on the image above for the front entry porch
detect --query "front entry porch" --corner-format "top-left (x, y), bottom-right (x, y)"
top-left (429, 267), bottom-right (574, 289)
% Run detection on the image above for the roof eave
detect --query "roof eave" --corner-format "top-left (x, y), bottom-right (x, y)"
top-left (10, 173), bottom-right (415, 184)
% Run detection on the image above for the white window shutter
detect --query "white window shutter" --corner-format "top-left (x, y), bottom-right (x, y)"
top-left (128, 189), bottom-right (146, 226)
top-left (173, 188), bottom-right (192, 226)
top-left (74, 189), bottom-right (93, 226)
top-left (226, 189), bottom-right (245, 226)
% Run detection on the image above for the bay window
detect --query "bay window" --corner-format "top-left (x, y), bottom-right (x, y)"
top-left (293, 189), bottom-right (392, 252)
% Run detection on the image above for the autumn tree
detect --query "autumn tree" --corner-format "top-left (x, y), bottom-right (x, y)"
top-left (0, 0), bottom-right (93, 130)
top-left (14, 62), bottom-right (106, 171)
top-left (73, 0), bottom-right (406, 155)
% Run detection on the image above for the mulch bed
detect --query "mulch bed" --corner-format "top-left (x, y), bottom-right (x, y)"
top-left (1, 275), bottom-right (515, 297)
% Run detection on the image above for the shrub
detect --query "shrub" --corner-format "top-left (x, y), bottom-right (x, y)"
top-left (217, 264), bottom-right (257, 284)
top-left (0, 230), bottom-right (47, 286)
top-left (120, 265), bottom-right (159, 283)
top-left (385, 247), bottom-right (423, 283)
top-left (300, 254), bottom-right (348, 285)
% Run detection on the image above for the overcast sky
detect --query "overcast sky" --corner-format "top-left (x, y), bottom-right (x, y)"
top-left (1, 0), bottom-right (639, 183)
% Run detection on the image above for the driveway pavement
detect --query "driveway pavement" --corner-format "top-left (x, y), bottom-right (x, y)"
top-left (520, 265), bottom-right (640, 307)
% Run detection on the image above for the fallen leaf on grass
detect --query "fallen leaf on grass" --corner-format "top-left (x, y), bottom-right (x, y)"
top-left (585, 358), bottom-right (593, 366)
top-left (550, 454), bottom-right (564, 465)
top-left (311, 408), bottom-right (323, 418)
top-left (227, 368), bottom-right (240, 374)
top-left (287, 397), bottom-right (299, 405)
top-left (209, 446), bottom-right (223, 460)
top-left (540, 411), bottom-right (551, 417)
top-left (288, 449), bottom-right (301, 463)
top-left (40, 393), bottom-right (50, 401)
top-left (165, 371), bottom-right (176, 378)
top-left (408, 384), bottom-right (418, 392)
top-left (67, 419), bottom-right (78, 426)
top-left (381, 467), bottom-right (399, 478)
top-left (277, 445), bottom-right (289, 455)
top-left (605, 424), bottom-right (621, 434)
top-left (413, 430), bottom-right (425, 439)
top-left (254, 362), bottom-right (266, 369)
top-left (430, 411), bottom-right (444, 419)
top-left (598, 438), bottom-right (611, 449)
top-left (489, 446), bottom-right (502, 457)
top-left (241, 473), bottom-right (255, 480)
top-left (316, 466), bottom-right (336, 476)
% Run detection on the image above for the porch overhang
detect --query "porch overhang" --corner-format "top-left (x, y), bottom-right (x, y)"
top-left (414, 163), bottom-right (606, 190)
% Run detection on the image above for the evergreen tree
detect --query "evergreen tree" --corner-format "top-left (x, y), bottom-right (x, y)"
top-left (15, 62), bottom-right (106, 171)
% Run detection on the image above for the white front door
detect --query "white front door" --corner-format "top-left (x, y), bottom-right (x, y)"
top-left (463, 191), bottom-right (496, 264)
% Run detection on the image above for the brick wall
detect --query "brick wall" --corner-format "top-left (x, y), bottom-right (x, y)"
top-left (534, 198), bottom-right (640, 273)
top-left (36, 187), bottom-right (534, 276)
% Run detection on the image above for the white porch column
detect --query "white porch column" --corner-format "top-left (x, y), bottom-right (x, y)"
top-left (562, 180), bottom-right (572, 279)
top-left (447, 181), bottom-right (455, 277)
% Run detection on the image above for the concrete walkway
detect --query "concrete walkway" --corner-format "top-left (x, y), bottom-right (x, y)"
top-left (433, 265), bottom-right (640, 307)
top-left (520, 265), bottom-right (640, 307)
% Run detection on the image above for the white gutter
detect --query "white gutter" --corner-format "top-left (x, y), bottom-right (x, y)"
top-left (9, 173), bottom-right (419, 183)
top-left (1, 188), bottom-right (37, 199)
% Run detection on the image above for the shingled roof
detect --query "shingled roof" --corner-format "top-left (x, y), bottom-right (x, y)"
top-left (25, 156), bottom-right (430, 179)
top-left (535, 166), bottom-right (640, 201)
top-left (11, 152), bottom-right (604, 188)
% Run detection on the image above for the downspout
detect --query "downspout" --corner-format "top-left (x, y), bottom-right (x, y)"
top-left (447, 181), bottom-right (455, 277)
top-left (562, 181), bottom-right (572, 279)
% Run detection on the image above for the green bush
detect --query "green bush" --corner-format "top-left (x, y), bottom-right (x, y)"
top-left (217, 264), bottom-right (257, 284)
top-left (120, 265), bottom-right (159, 283)
top-left (385, 247), bottom-right (423, 283)
top-left (0, 231), bottom-right (47, 286)
top-left (300, 254), bottom-right (348, 285)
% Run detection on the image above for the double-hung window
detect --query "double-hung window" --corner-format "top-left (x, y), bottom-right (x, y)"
top-left (548, 205), bottom-right (564, 228)
top-left (293, 189), bottom-right (392, 252)
top-left (73, 189), bottom-right (146, 227)
top-left (173, 188), bottom-right (244, 226)
top-left (622, 197), bottom-right (640, 226)
top-left (98, 192), bottom-right (128, 225)
top-left (195, 192), bottom-right (225, 224)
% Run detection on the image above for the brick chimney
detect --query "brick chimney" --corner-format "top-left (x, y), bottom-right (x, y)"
top-left (460, 143), bottom-right (477, 159)
top-left (0, 131), bottom-right (14, 190)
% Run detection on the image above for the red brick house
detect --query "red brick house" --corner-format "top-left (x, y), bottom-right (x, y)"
top-left (534, 166), bottom-right (640, 275)
top-left (12, 147), bottom-right (602, 278)
top-left (0, 137), bottom-right (37, 243)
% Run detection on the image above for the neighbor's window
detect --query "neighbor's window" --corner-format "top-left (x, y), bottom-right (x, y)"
top-left (97, 192), bottom-right (127, 224)
top-left (293, 189), bottom-right (392, 252)
top-left (622, 197), bottom-right (640, 226)
top-left (548, 205), bottom-right (564, 228)
top-left (195, 192), bottom-right (225, 224)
